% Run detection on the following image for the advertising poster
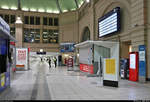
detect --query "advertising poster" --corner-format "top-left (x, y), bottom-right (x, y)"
top-left (130, 54), bottom-right (136, 69)
top-left (106, 59), bottom-right (116, 75)
top-left (16, 48), bottom-right (28, 70)
top-left (80, 64), bottom-right (94, 74)
top-left (103, 58), bottom-right (118, 82)
top-left (1, 73), bottom-right (5, 87)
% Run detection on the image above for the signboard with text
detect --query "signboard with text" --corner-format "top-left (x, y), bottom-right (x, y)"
top-left (139, 45), bottom-right (146, 82)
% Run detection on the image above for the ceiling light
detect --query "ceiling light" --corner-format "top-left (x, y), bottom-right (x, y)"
top-left (15, 17), bottom-right (23, 24)
top-left (40, 49), bottom-right (43, 52)
top-left (1, 6), bottom-right (9, 9)
top-left (53, 11), bottom-right (59, 14)
top-left (30, 8), bottom-right (37, 12)
top-left (63, 10), bottom-right (68, 12)
top-left (47, 9), bottom-right (53, 13)
top-left (86, 0), bottom-right (90, 3)
top-left (71, 8), bottom-right (76, 11)
top-left (11, 7), bottom-right (17, 10)
top-left (38, 9), bottom-right (45, 12)
top-left (22, 7), bottom-right (29, 11)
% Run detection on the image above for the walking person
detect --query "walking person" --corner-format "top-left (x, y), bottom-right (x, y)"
top-left (49, 58), bottom-right (51, 68)
top-left (53, 57), bottom-right (57, 68)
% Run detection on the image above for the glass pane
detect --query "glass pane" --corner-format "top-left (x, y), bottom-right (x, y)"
top-left (10, 27), bottom-right (15, 37)
top-left (24, 16), bottom-right (29, 24)
top-left (49, 18), bottom-right (53, 26)
top-left (0, 14), bottom-right (3, 18)
top-left (36, 17), bottom-right (40, 25)
top-left (35, 29), bottom-right (40, 43)
top-left (30, 16), bottom-right (34, 25)
top-left (43, 29), bottom-right (48, 43)
top-left (10, 15), bottom-right (16, 24)
top-left (49, 30), bottom-right (53, 36)
top-left (53, 30), bottom-right (59, 35)
top-left (4, 15), bottom-right (9, 24)
top-left (43, 17), bottom-right (47, 25)
top-left (54, 18), bottom-right (58, 26)
top-left (24, 28), bottom-right (30, 42)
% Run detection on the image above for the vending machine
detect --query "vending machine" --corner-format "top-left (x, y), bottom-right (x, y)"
top-left (129, 52), bottom-right (139, 81)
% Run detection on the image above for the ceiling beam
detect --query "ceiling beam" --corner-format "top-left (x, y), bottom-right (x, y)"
top-left (74, 0), bottom-right (79, 8)
top-left (18, 0), bottom-right (21, 10)
top-left (56, 0), bottom-right (62, 13)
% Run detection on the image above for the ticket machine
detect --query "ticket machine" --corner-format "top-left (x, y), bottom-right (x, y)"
top-left (129, 52), bottom-right (139, 81)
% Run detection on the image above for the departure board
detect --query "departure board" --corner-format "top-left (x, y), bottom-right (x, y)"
top-left (98, 7), bottom-right (120, 37)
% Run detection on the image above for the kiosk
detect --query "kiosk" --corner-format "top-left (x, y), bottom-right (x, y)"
top-left (0, 17), bottom-right (16, 92)
top-left (75, 40), bottom-right (119, 87)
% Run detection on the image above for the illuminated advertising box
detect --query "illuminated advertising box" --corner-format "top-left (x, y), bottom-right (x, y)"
top-left (16, 48), bottom-right (28, 70)
top-left (129, 52), bottom-right (138, 82)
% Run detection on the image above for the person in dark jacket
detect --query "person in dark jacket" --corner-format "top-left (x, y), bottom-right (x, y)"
top-left (53, 57), bottom-right (57, 68)
top-left (49, 58), bottom-right (51, 68)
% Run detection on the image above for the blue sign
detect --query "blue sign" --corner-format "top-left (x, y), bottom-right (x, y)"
top-left (0, 38), bottom-right (7, 55)
top-left (139, 45), bottom-right (146, 77)
top-left (0, 17), bottom-right (10, 35)
top-left (60, 43), bottom-right (75, 52)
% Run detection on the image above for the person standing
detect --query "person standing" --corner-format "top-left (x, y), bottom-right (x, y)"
top-left (53, 57), bottom-right (57, 68)
top-left (49, 58), bottom-right (51, 68)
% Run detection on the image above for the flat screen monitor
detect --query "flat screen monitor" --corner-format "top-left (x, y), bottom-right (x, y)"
top-left (98, 7), bottom-right (121, 37)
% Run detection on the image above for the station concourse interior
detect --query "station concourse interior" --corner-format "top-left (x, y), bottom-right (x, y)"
top-left (0, 0), bottom-right (150, 100)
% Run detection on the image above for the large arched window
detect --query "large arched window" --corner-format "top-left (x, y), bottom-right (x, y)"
top-left (81, 27), bottom-right (90, 42)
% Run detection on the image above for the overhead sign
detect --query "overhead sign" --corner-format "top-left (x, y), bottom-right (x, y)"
top-left (60, 43), bottom-right (75, 52)
top-left (0, 17), bottom-right (10, 35)
top-left (98, 7), bottom-right (120, 37)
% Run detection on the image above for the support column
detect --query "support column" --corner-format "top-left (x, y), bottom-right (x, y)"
top-left (15, 17), bottom-right (23, 48)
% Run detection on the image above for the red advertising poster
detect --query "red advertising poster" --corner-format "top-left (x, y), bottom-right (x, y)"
top-left (80, 64), bottom-right (94, 74)
top-left (18, 50), bottom-right (26, 61)
top-left (67, 58), bottom-right (73, 67)
top-left (16, 48), bottom-right (28, 70)
top-left (129, 52), bottom-right (138, 81)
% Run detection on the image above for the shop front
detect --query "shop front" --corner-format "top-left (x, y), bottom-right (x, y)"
top-left (60, 43), bottom-right (76, 66)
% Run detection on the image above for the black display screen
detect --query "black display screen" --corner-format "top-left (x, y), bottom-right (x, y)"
top-left (98, 7), bottom-right (121, 37)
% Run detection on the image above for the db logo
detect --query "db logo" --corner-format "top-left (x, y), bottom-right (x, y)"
top-left (83, 66), bottom-right (89, 71)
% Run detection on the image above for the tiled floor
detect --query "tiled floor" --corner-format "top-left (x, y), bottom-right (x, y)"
top-left (0, 58), bottom-right (150, 100)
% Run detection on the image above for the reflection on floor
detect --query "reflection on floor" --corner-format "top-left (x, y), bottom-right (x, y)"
top-left (0, 59), bottom-right (150, 100)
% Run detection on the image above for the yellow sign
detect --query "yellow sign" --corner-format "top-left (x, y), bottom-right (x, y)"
top-left (1, 73), bottom-right (5, 87)
top-left (106, 59), bottom-right (116, 74)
